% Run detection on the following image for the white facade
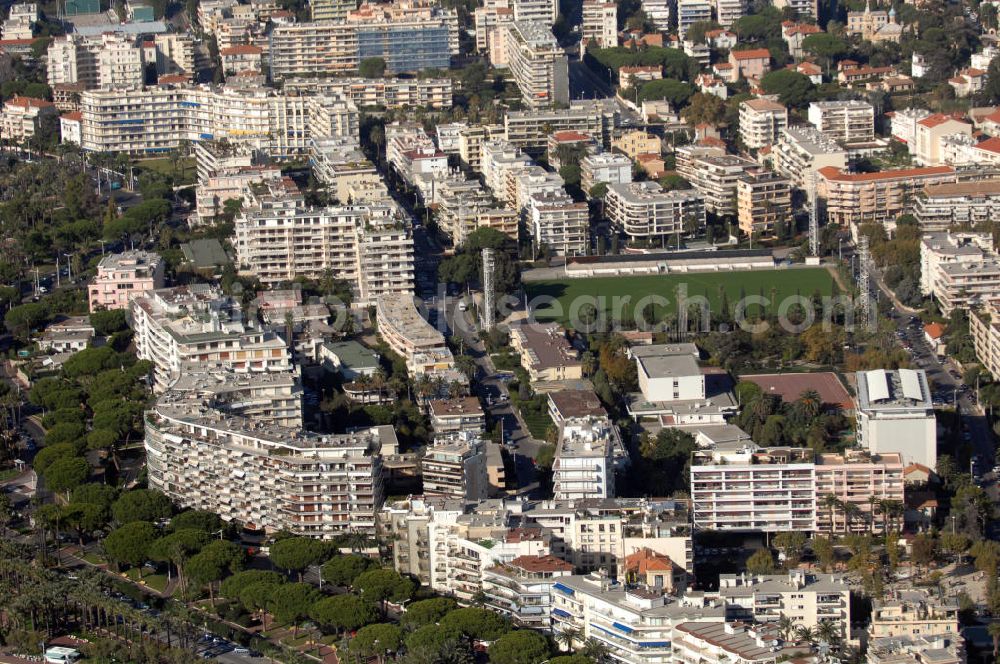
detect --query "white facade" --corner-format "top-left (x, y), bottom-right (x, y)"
top-left (501, 21), bottom-right (569, 109)
top-left (855, 368), bottom-right (936, 469)
top-left (580, 152), bottom-right (633, 192)
top-left (605, 181), bottom-right (705, 242)
top-left (582, 0), bottom-right (617, 48)
top-left (739, 98), bottom-right (788, 149)
top-left (808, 100), bottom-right (875, 143)
top-left (553, 416), bottom-right (615, 501)
top-left (677, 0), bottom-right (712, 38)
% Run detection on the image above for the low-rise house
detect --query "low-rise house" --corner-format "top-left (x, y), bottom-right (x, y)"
top-left (509, 322), bottom-right (582, 382)
top-left (38, 316), bottom-right (94, 353)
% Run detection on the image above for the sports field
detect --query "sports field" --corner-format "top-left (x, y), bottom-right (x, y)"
top-left (524, 267), bottom-right (836, 325)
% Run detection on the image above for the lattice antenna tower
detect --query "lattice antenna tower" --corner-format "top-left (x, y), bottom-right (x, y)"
top-left (482, 248), bottom-right (496, 331)
top-left (808, 175), bottom-right (820, 257)
top-left (857, 235), bottom-right (873, 330)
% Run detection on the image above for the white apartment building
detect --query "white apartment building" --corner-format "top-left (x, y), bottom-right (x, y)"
top-left (551, 573), bottom-right (727, 662)
top-left (855, 368), bottom-right (936, 469)
top-left (604, 181), bottom-right (705, 243)
top-left (129, 284), bottom-right (291, 391)
top-left (867, 634), bottom-right (964, 664)
top-left (672, 622), bottom-right (806, 664)
top-left (422, 432), bottom-right (489, 502)
top-left (890, 107), bottom-right (932, 146)
top-left (526, 191), bottom-right (588, 256)
top-left (268, 2), bottom-right (459, 78)
top-left (580, 152), bottom-right (633, 192)
top-left (913, 113), bottom-right (973, 166)
top-left (582, 0), bottom-right (617, 48)
top-left (869, 590), bottom-right (960, 640)
top-left (808, 99), bottom-right (875, 143)
top-left (0, 96), bottom-right (56, 144)
top-left (971, 297), bottom-right (1000, 380)
top-left (641, 0), bottom-right (670, 30)
top-left (146, 372), bottom-right (385, 537)
top-left (234, 179), bottom-right (413, 304)
top-left (78, 84), bottom-right (357, 157)
top-left (47, 33), bottom-right (194, 89)
top-left (714, 0), bottom-right (745, 27)
top-left (283, 77), bottom-right (454, 109)
top-left (692, 444), bottom-right (905, 533)
top-left (2, 3), bottom-right (36, 40)
top-left (501, 21), bottom-right (569, 109)
top-left (739, 98), bottom-right (788, 150)
top-left (483, 555), bottom-right (574, 631)
top-left (914, 180), bottom-right (1000, 231)
top-left (677, 0), bottom-right (712, 37)
top-left (717, 570), bottom-right (851, 634)
top-left (310, 0), bottom-right (355, 20)
top-left (919, 231), bottom-right (1000, 314)
top-left (675, 146), bottom-right (757, 216)
top-left (553, 416), bottom-right (616, 501)
top-left (772, 126), bottom-right (848, 188)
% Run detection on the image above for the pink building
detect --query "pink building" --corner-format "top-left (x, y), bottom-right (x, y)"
top-left (88, 250), bottom-right (165, 312)
top-left (727, 48), bottom-right (771, 82)
top-left (815, 450), bottom-right (904, 533)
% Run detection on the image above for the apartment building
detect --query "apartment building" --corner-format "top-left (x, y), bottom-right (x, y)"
top-left (739, 98), bottom-right (788, 149)
top-left (817, 166), bottom-right (957, 231)
top-left (717, 570), bottom-right (851, 634)
top-left (88, 250), bottom-right (165, 312)
top-left (510, 322), bottom-right (582, 382)
top-left (580, 152), bottom-right (632, 193)
top-left (772, 126), bottom-right (848, 189)
top-left (914, 179), bottom-right (1000, 231)
top-left (422, 433), bottom-right (489, 502)
top-left (504, 100), bottom-right (617, 153)
top-left (867, 634), bottom-right (964, 664)
top-left (0, 95), bottom-right (56, 144)
top-left (971, 297), bottom-right (1000, 380)
top-left (641, 0), bottom-right (670, 30)
top-left (736, 171), bottom-right (791, 237)
top-left (890, 107), bottom-right (932, 145)
top-left (376, 293), bottom-right (455, 376)
top-left (47, 33), bottom-right (194, 89)
top-left (856, 368), bottom-right (936, 469)
top-left (605, 181), bottom-right (705, 244)
top-left (612, 130), bottom-right (661, 159)
top-left (807, 100), bottom-right (875, 143)
top-left (715, 0), bottom-right (745, 26)
top-left (869, 590), bottom-right (960, 640)
top-left (913, 114), bottom-right (972, 166)
top-left (429, 397), bottom-right (486, 436)
top-left (233, 178), bottom-right (414, 303)
top-left (690, 446), bottom-right (817, 532)
top-left (146, 372), bottom-right (385, 537)
top-left (501, 21), bottom-right (568, 109)
top-left (482, 140), bottom-right (533, 202)
top-left (553, 416), bottom-right (616, 501)
top-left (672, 622), bottom-right (805, 664)
top-left (130, 284), bottom-right (291, 391)
top-left (551, 573), bottom-right (727, 662)
top-left (919, 231), bottom-right (1000, 313)
top-left (309, 137), bottom-right (386, 205)
top-left (432, 175), bottom-right (518, 244)
top-left (677, 0), bottom-right (712, 38)
top-left (626, 343), bottom-right (738, 424)
top-left (527, 191), bottom-right (588, 256)
top-left (2, 3), bottom-right (35, 40)
top-left (220, 44), bottom-right (262, 76)
top-left (581, 0), bottom-right (616, 48)
top-left (675, 145), bottom-right (757, 215)
top-left (283, 77), bottom-right (453, 109)
top-left (815, 451), bottom-right (904, 532)
top-left (78, 84), bottom-right (357, 157)
top-left (310, 0), bottom-right (355, 20)
top-left (195, 168), bottom-right (284, 224)
top-left (268, 1), bottom-right (458, 78)
top-left (483, 555), bottom-right (574, 630)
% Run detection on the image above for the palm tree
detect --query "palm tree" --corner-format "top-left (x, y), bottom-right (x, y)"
top-left (823, 494), bottom-right (842, 531)
top-left (555, 626), bottom-right (582, 652)
top-left (794, 626), bottom-right (815, 642)
top-left (880, 499), bottom-right (904, 532)
top-left (816, 620), bottom-right (840, 645)
top-left (776, 615), bottom-right (796, 641)
top-left (582, 638), bottom-right (610, 663)
top-left (797, 389), bottom-right (822, 420)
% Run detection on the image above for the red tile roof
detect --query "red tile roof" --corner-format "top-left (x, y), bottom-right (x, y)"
top-left (508, 554), bottom-right (573, 573)
top-left (220, 44), bottom-right (262, 55)
top-left (923, 322), bottom-right (945, 340)
top-left (5, 95), bottom-right (54, 109)
top-left (917, 113), bottom-right (965, 129)
top-left (60, 111), bottom-right (82, 122)
top-left (976, 136), bottom-right (1000, 154)
top-left (552, 130), bottom-right (591, 141)
top-left (732, 48), bottom-right (770, 60)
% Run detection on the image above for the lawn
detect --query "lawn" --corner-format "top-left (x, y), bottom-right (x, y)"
top-left (524, 268), bottom-right (836, 326)
top-left (82, 551), bottom-right (106, 565)
top-left (134, 156), bottom-right (197, 186)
